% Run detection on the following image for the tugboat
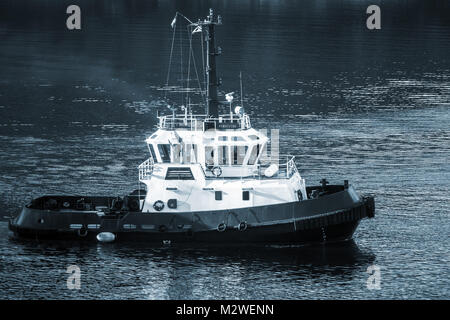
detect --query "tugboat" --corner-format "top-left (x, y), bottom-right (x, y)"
top-left (9, 10), bottom-right (375, 244)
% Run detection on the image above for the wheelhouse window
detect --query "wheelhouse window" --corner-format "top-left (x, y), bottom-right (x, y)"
top-left (184, 144), bottom-right (198, 163)
top-left (232, 145), bottom-right (248, 165)
top-left (218, 145), bottom-right (228, 165)
top-left (248, 144), bottom-right (260, 165)
top-left (158, 144), bottom-right (171, 163)
top-left (205, 146), bottom-right (214, 167)
top-left (148, 144), bottom-right (157, 161)
top-left (172, 144), bottom-right (181, 163)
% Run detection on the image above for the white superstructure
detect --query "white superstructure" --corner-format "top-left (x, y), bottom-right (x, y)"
top-left (138, 113), bottom-right (307, 213)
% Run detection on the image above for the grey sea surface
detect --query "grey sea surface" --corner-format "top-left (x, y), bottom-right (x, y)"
top-left (0, 0), bottom-right (449, 299)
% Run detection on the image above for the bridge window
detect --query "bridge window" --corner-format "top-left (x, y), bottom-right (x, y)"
top-left (232, 145), bottom-right (248, 165)
top-left (218, 146), bottom-right (228, 165)
top-left (148, 144), bottom-right (157, 161)
top-left (184, 144), bottom-right (198, 163)
top-left (158, 144), bottom-right (171, 163)
top-left (205, 146), bottom-right (214, 166)
top-left (248, 144), bottom-right (260, 165)
top-left (172, 144), bottom-right (181, 163)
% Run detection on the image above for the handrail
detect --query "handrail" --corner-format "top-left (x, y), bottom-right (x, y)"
top-left (137, 155), bottom-right (299, 181)
top-left (287, 156), bottom-right (298, 178)
top-left (202, 155), bottom-right (299, 180)
top-left (157, 113), bottom-right (251, 130)
top-left (138, 157), bottom-right (154, 180)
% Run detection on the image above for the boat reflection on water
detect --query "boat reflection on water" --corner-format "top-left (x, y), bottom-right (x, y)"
top-left (6, 235), bottom-right (376, 298)
top-left (12, 235), bottom-right (375, 275)
top-left (156, 240), bottom-right (377, 277)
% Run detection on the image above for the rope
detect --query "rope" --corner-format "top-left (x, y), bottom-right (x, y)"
top-left (175, 11), bottom-right (194, 24)
top-left (165, 12), bottom-right (206, 110)
top-left (165, 21), bottom-right (177, 101)
top-left (200, 30), bottom-right (206, 106)
top-left (186, 26), bottom-right (192, 107)
top-left (190, 36), bottom-right (205, 105)
top-left (179, 21), bottom-right (183, 106)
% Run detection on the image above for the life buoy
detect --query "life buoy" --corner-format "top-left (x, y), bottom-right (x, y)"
top-left (217, 223), bottom-right (226, 232)
top-left (128, 199), bottom-right (140, 211)
top-left (112, 198), bottom-right (123, 211)
top-left (211, 166), bottom-right (222, 177)
top-left (238, 221), bottom-right (247, 231)
top-left (78, 227), bottom-right (88, 237)
top-left (153, 200), bottom-right (164, 211)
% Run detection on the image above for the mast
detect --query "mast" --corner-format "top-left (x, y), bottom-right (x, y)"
top-left (191, 9), bottom-right (222, 118)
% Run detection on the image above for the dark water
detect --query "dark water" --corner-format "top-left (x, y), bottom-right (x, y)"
top-left (0, 0), bottom-right (449, 299)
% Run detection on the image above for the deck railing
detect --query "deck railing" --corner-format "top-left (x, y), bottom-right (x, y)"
top-left (287, 156), bottom-right (298, 178)
top-left (158, 114), bottom-right (251, 131)
top-left (138, 157), bottom-right (154, 180)
top-left (138, 155), bottom-right (299, 181)
top-left (203, 155), bottom-right (299, 180)
top-left (257, 155), bottom-right (299, 180)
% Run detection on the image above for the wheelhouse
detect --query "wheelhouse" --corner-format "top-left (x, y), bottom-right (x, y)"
top-left (145, 116), bottom-right (268, 170)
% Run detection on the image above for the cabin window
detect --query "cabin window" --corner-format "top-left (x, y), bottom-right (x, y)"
top-left (218, 136), bottom-right (228, 141)
top-left (172, 144), bottom-right (181, 163)
top-left (232, 145), bottom-right (248, 165)
top-left (215, 191), bottom-right (222, 200)
top-left (242, 191), bottom-right (250, 201)
top-left (218, 146), bottom-right (228, 165)
top-left (248, 144), bottom-right (260, 165)
top-left (205, 146), bottom-right (214, 166)
top-left (248, 134), bottom-right (259, 141)
top-left (165, 167), bottom-right (195, 180)
top-left (184, 144), bottom-right (198, 163)
top-left (158, 144), bottom-right (171, 163)
top-left (232, 136), bottom-right (245, 142)
top-left (148, 144), bottom-right (157, 161)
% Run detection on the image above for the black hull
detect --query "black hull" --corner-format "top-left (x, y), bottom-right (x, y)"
top-left (8, 185), bottom-right (375, 245)
top-left (9, 219), bottom-right (360, 244)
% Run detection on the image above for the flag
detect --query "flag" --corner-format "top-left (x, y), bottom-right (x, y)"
top-left (192, 25), bottom-right (202, 34)
top-left (170, 15), bottom-right (177, 28)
